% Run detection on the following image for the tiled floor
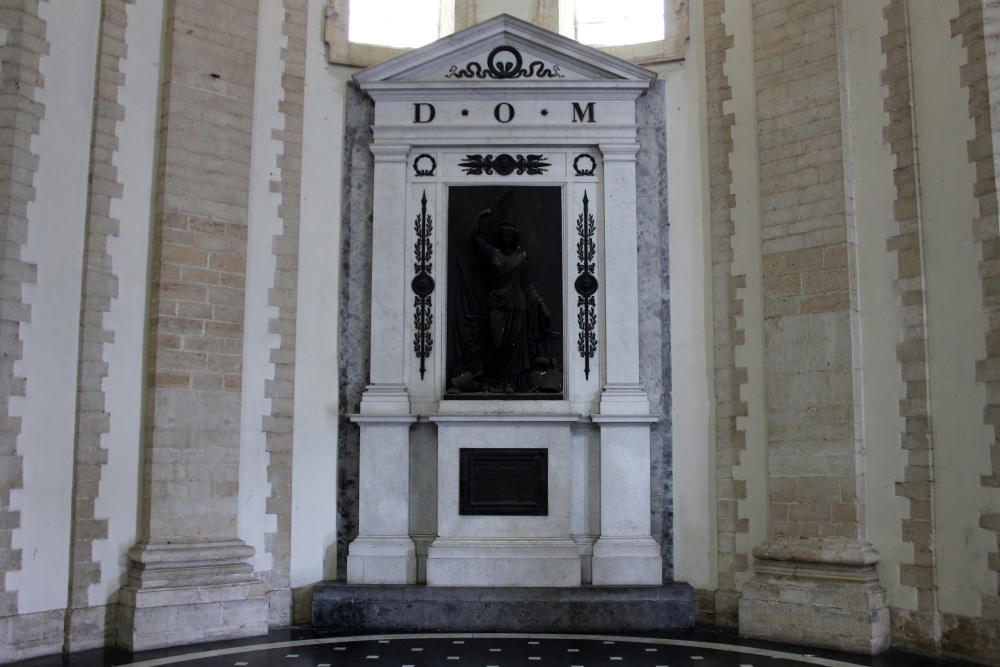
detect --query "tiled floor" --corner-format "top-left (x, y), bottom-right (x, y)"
top-left (12, 629), bottom-right (978, 667)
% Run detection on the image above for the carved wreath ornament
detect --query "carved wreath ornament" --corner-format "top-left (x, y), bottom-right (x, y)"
top-left (447, 45), bottom-right (564, 80)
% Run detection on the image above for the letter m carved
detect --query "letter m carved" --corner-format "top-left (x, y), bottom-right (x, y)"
top-left (571, 102), bottom-right (596, 123)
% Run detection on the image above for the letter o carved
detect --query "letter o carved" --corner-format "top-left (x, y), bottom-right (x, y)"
top-left (494, 103), bottom-right (515, 123)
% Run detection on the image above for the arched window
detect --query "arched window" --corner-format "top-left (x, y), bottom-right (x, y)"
top-left (348, 0), bottom-right (441, 49)
top-left (574, 0), bottom-right (665, 46)
top-left (325, 0), bottom-right (687, 68)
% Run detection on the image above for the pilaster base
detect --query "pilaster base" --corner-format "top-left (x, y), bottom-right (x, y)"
top-left (598, 384), bottom-right (651, 415)
top-left (347, 536), bottom-right (417, 584)
top-left (740, 543), bottom-right (890, 655)
top-left (116, 541), bottom-right (267, 651)
top-left (591, 537), bottom-right (662, 585)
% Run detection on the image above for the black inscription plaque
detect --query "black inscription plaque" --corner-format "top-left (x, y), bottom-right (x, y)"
top-left (459, 448), bottom-right (548, 516)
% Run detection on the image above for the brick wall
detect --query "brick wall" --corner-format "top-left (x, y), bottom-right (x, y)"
top-left (880, 0), bottom-right (940, 653)
top-left (0, 0), bottom-right (46, 626)
top-left (143, 0), bottom-right (258, 542)
top-left (262, 0), bottom-right (307, 625)
top-left (753, 0), bottom-right (864, 542)
top-left (703, 0), bottom-right (749, 628)
top-left (951, 1), bottom-right (1000, 663)
top-left (67, 0), bottom-right (135, 649)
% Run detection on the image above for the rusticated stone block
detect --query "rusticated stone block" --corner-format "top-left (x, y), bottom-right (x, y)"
top-left (0, 609), bottom-right (65, 663)
top-left (740, 543), bottom-right (889, 655)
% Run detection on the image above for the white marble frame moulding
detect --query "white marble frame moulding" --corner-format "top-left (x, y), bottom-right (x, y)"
top-left (347, 15), bottom-right (663, 586)
top-left (403, 149), bottom-right (602, 415)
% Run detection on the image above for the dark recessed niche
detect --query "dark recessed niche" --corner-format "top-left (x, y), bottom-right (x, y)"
top-left (459, 448), bottom-right (548, 516)
top-left (445, 185), bottom-right (563, 399)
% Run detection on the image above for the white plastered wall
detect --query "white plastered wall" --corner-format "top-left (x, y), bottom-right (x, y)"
top-left (239, 0), bottom-right (285, 577)
top-left (723, 0), bottom-right (767, 587)
top-left (662, 0), bottom-right (715, 590)
top-left (7, 1), bottom-right (101, 613)
top-left (288, 0), bottom-right (351, 587)
top-left (843, 0), bottom-right (914, 612)
top-left (910, 0), bottom-right (997, 617)
top-left (476, 0), bottom-right (537, 24)
top-left (89, 0), bottom-right (165, 607)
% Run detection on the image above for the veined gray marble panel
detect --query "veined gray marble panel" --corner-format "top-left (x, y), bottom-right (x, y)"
top-left (313, 583), bottom-right (694, 632)
top-left (337, 82), bottom-right (375, 579)
top-left (636, 81), bottom-right (672, 579)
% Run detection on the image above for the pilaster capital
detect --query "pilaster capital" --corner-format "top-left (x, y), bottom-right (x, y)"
top-left (599, 143), bottom-right (641, 162)
top-left (369, 143), bottom-right (411, 162)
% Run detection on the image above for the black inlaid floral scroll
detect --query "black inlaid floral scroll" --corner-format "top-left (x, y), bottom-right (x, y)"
top-left (459, 153), bottom-right (550, 176)
top-left (446, 45), bottom-right (564, 79)
top-left (412, 191), bottom-right (434, 379)
top-left (575, 191), bottom-right (598, 380)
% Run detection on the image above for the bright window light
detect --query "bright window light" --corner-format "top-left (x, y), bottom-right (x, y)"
top-left (575, 0), bottom-right (665, 46)
top-left (349, 0), bottom-right (440, 48)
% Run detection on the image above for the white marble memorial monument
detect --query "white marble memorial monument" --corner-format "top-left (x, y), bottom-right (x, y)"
top-left (346, 14), bottom-right (662, 589)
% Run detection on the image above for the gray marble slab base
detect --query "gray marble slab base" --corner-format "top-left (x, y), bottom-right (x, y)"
top-left (312, 583), bottom-right (694, 632)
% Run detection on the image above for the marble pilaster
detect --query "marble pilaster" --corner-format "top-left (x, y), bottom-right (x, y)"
top-left (346, 415), bottom-right (418, 584)
top-left (362, 144), bottom-right (412, 415)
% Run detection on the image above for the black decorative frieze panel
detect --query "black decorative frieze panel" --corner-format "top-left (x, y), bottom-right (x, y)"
top-left (412, 191), bottom-right (434, 379)
top-left (459, 153), bottom-right (550, 176)
top-left (446, 45), bottom-right (564, 79)
top-left (460, 448), bottom-right (548, 516)
top-left (575, 191), bottom-right (598, 380)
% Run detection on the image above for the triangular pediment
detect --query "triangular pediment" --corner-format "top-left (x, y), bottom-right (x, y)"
top-left (354, 14), bottom-right (656, 92)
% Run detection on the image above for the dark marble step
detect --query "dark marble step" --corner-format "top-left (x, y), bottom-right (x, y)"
top-left (312, 582), bottom-right (695, 633)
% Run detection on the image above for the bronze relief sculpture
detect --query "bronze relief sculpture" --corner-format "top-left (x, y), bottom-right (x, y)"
top-left (447, 189), bottom-right (562, 396)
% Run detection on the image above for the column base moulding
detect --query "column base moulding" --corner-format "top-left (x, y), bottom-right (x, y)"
top-left (739, 541), bottom-right (889, 655)
top-left (312, 582), bottom-right (695, 633)
top-left (358, 384), bottom-right (412, 416)
top-left (117, 541), bottom-right (267, 651)
top-left (347, 536), bottom-right (418, 585)
top-left (597, 385), bottom-right (653, 416)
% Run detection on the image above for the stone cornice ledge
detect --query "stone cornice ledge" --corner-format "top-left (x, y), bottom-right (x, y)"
top-left (429, 413), bottom-right (582, 423)
top-left (128, 540), bottom-right (255, 564)
top-left (351, 414), bottom-right (419, 424)
top-left (591, 415), bottom-right (659, 424)
top-left (751, 537), bottom-right (880, 567)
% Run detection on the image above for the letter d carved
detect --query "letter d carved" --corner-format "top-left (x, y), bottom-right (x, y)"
top-left (414, 103), bottom-right (436, 123)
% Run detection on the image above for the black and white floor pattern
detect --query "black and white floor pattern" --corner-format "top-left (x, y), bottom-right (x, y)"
top-left (13, 630), bottom-right (972, 667)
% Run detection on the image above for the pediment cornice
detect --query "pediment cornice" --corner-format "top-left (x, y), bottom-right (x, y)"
top-left (353, 14), bottom-right (657, 99)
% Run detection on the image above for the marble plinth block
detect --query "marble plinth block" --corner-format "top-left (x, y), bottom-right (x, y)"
top-left (426, 413), bottom-right (582, 586)
top-left (313, 583), bottom-right (695, 632)
top-left (117, 541), bottom-right (267, 651)
top-left (739, 540), bottom-right (890, 654)
top-left (591, 415), bottom-right (663, 585)
top-left (426, 538), bottom-right (581, 587)
top-left (347, 413), bottom-right (418, 584)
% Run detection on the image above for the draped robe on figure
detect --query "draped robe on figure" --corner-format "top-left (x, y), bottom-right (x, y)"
top-left (453, 233), bottom-right (548, 390)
